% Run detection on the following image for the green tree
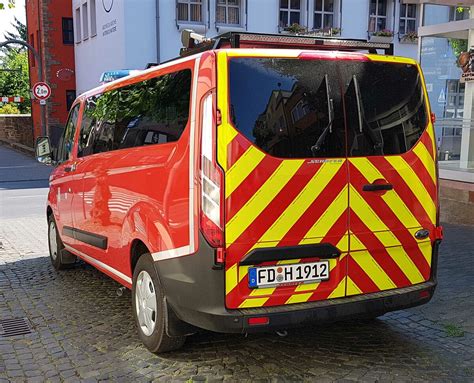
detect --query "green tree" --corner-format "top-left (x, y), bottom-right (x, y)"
top-left (2, 18), bottom-right (27, 55)
top-left (0, 50), bottom-right (31, 113)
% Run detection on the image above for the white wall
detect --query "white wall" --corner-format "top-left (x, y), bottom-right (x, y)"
top-left (75, 0), bottom-right (421, 93)
top-left (74, 0), bottom-right (157, 94)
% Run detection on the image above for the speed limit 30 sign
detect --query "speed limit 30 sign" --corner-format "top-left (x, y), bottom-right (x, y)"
top-left (33, 82), bottom-right (51, 101)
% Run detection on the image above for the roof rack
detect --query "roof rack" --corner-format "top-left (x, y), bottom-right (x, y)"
top-left (179, 31), bottom-right (394, 58)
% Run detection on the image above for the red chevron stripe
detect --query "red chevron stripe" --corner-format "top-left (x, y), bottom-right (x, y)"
top-left (278, 165), bottom-right (348, 244)
top-left (350, 213), bottom-right (412, 287)
top-left (349, 164), bottom-right (431, 280)
top-left (363, 159), bottom-right (433, 228)
top-left (347, 256), bottom-right (379, 294)
top-left (419, 129), bottom-right (434, 159)
top-left (226, 162), bottom-right (321, 263)
top-left (226, 155), bottom-right (282, 220)
top-left (403, 150), bottom-right (436, 202)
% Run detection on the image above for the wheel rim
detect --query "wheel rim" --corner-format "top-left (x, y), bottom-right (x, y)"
top-left (135, 270), bottom-right (157, 336)
top-left (49, 221), bottom-right (58, 261)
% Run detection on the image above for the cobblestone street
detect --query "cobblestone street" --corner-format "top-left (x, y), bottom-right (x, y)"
top-left (1, 145), bottom-right (473, 382)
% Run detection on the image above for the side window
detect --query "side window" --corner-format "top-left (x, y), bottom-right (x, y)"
top-left (57, 103), bottom-right (80, 163)
top-left (77, 91), bottom-right (118, 157)
top-left (114, 70), bottom-right (191, 150)
top-left (77, 70), bottom-right (191, 157)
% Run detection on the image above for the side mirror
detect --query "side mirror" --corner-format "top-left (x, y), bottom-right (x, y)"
top-left (35, 136), bottom-right (53, 165)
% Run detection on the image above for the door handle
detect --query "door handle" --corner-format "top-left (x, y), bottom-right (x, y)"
top-left (362, 183), bottom-right (393, 192)
top-left (64, 164), bottom-right (76, 173)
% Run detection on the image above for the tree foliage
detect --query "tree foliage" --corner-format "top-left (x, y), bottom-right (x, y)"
top-left (0, 0), bottom-right (15, 10)
top-left (0, 50), bottom-right (31, 113)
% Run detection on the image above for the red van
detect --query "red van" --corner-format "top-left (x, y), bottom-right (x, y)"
top-left (36, 33), bottom-right (442, 353)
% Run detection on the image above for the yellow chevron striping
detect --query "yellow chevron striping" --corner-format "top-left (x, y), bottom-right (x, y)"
top-left (350, 159), bottom-right (421, 229)
top-left (300, 186), bottom-right (348, 244)
top-left (418, 240), bottom-right (432, 266)
top-left (286, 293), bottom-right (313, 304)
top-left (413, 141), bottom-right (436, 184)
top-left (255, 162), bottom-right (344, 244)
top-left (328, 277), bottom-right (346, 298)
top-left (349, 231), bottom-right (366, 251)
top-left (225, 263), bottom-right (239, 294)
top-left (349, 184), bottom-right (389, 232)
top-left (226, 160), bottom-right (304, 246)
top-left (385, 246), bottom-right (424, 284)
top-left (350, 248), bottom-right (397, 291)
top-left (238, 297), bottom-right (269, 308)
top-left (374, 230), bottom-right (400, 248)
top-left (385, 156), bottom-right (436, 224)
top-left (426, 124), bottom-right (437, 160)
top-left (216, 52), bottom-right (235, 172)
top-left (225, 146), bottom-right (266, 198)
top-left (346, 276), bottom-right (363, 296)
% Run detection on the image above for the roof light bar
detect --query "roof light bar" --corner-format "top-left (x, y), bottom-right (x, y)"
top-left (179, 31), bottom-right (394, 58)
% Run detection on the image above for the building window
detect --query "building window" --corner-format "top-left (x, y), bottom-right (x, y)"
top-left (279, 0), bottom-right (301, 29)
top-left (450, 6), bottom-right (470, 21)
top-left (62, 18), bottom-right (74, 44)
top-left (399, 3), bottom-right (416, 35)
top-left (445, 80), bottom-right (465, 119)
top-left (216, 0), bottom-right (240, 25)
top-left (177, 0), bottom-right (203, 23)
top-left (82, 2), bottom-right (89, 40)
top-left (369, 0), bottom-right (387, 32)
top-left (75, 7), bottom-right (81, 43)
top-left (314, 0), bottom-right (334, 30)
top-left (90, 0), bottom-right (97, 37)
top-left (66, 90), bottom-right (76, 112)
top-left (291, 100), bottom-right (310, 123)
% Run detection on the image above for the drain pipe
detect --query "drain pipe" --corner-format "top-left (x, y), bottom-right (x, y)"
top-left (155, 0), bottom-right (160, 64)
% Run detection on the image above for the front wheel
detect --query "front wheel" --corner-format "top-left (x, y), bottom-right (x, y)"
top-left (48, 216), bottom-right (76, 270)
top-left (132, 254), bottom-right (186, 353)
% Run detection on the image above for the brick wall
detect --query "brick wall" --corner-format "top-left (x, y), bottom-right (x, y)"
top-left (439, 179), bottom-right (474, 226)
top-left (0, 115), bottom-right (34, 147)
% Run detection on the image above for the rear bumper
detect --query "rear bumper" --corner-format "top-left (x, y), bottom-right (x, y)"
top-left (155, 235), bottom-right (440, 335)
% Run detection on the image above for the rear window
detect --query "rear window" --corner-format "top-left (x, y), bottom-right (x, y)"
top-left (229, 58), bottom-right (427, 158)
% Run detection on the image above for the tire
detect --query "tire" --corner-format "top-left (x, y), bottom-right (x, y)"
top-left (132, 253), bottom-right (186, 353)
top-left (48, 215), bottom-right (76, 270)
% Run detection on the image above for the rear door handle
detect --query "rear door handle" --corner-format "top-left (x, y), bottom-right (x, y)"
top-left (362, 183), bottom-right (393, 192)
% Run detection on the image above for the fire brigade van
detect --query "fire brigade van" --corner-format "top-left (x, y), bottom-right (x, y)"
top-left (35, 32), bottom-right (442, 353)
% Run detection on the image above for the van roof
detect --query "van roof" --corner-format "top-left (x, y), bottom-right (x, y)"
top-left (78, 47), bottom-right (418, 102)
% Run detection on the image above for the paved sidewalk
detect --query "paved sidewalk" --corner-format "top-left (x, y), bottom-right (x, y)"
top-left (0, 146), bottom-right (473, 382)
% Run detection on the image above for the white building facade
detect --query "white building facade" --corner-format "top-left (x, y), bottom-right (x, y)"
top-left (73, 0), bottom-right (427, 94)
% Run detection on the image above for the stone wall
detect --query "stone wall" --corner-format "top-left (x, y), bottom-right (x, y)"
top-left (439, 179), bottom-right (474, 226)
top-left (0, 115), bottom-right (34, 147)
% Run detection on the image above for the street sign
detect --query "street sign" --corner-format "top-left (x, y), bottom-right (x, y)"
top-left (33, 82), bottom-right (51, 101)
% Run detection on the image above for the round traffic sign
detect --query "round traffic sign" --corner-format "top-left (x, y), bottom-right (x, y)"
top-left (33, 82), bottom-right (51, 101)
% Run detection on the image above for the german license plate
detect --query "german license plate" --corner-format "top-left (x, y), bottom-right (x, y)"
top-left (248, 261), bottom-right (330, 288)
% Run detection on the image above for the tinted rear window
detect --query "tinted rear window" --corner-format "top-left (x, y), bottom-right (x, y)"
top-left (229, 58), bottom-right (345, 158)
top-left (229, 58), bottom-right (427, 158)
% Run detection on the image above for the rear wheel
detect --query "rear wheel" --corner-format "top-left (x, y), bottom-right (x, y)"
top-left (48, 216), bottom-right (76, 270)
top-left (132, 253), bottom-right (186, 353)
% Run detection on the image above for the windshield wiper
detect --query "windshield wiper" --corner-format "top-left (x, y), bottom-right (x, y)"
top-left (352, 75), bottom-right (383, 154)
top-left (311, 74), bottom-right (334, 156)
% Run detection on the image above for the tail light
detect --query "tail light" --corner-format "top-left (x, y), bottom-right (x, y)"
top-left (199, 93), bottom-right (225, 261)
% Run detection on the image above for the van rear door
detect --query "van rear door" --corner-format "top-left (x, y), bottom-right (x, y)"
top-left (340, 57), bottom-right (437, 295)
top-left (218, 52), bottom-right (352, 310)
